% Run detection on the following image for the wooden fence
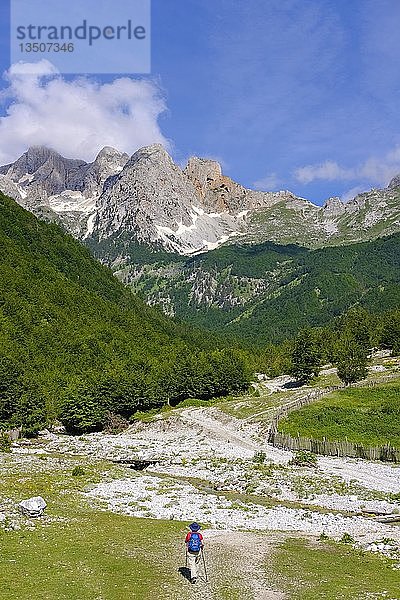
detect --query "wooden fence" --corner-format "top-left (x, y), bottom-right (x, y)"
top-left (268, 373), bottom-right (400, 463)
top-left (269, 431), bottom-right (400, 463)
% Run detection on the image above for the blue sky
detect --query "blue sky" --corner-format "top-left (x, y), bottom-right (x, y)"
top-left (1, 0), bottom-right (400, 205)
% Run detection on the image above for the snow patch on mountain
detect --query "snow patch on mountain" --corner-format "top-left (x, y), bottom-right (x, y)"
top-left (48, 191), bottom-right (97, 214)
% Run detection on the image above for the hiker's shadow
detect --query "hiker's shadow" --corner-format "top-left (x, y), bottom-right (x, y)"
top-left (178, 566), bottom-right (191, 582)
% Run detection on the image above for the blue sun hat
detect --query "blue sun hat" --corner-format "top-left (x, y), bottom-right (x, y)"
top-left (189, 522), bottom-right (201, 531)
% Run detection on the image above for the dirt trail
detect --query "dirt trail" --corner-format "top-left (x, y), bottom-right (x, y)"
top-left (179, 408), bottom-right (260, 452)
top-left (176, 531), bottom-right (286, 600)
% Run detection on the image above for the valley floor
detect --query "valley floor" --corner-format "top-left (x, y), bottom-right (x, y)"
top-left (2, 363), bottom-right (400, 598)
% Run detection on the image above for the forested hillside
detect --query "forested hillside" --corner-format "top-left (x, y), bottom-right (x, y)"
top-left (123, 234), bottom-right (400, 344)
top-left (0, 193), bottom-right (251, 435)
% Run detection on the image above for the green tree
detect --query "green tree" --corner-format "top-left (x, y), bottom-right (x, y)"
top-left (334, 307), bottom-right (374, 350)
top-left (13, 388), bottom-right (48, 437)
top-left (380, 310), bottom-right (400, 355)
top-left (60, 381), bottom-right (107, 434)
top-left (335, 342), bottom-right (368, 386)
top-left (289, 329), bottom-right (321, 384)
top-left (0, 357), bottom-right (24, 426)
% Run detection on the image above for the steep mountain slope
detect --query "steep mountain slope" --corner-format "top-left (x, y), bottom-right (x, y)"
top-left (118, 234), bottom-right (400, 344)
top-left (0, 190), bottom-right (199, 368)
top-left (91, 145), bottom-right (242, 253)
top-left (1, 145), bottom-right (399, 259)
top-left (1, 145), bottom-right (399, 347)
top-left (0, 146), bottom-right (129, 238)
top-left (0, 192), bottom-right (250, 433)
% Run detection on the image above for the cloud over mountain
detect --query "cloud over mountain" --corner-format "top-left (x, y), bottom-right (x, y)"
top-left (294, 147), bottom-right (400, 188)
top-left (0, 61), bottom-right (169, 164)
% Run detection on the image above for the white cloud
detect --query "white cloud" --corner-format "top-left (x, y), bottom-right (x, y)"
top-left (294, 161), bottom-right (354, 184)
top-left (0, 61), bottom-right (170, 164)
top-left (294, 148), bottom-right (400, 188)
top-left (253, 173), bottom-right (282, 191)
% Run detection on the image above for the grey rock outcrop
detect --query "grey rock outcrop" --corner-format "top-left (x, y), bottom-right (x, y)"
top-left (0, 146), bottom-right (86, 200)
top-left (0, 146), bottom-right (129, 237)
top-left (184, 156), bottom-right (288, 214)
top-left (0, 175), bottom-right (23, 202)
top-left (1, 144), bottom-right (399, 255)
top-left (93, 144), bottom-right (239, 253)
top-left (0, 145), bottom-right (129, 201)
top-left (322, 197), bottom-right (346, 216)
top-left (388, 174), bottom-right (400, 189)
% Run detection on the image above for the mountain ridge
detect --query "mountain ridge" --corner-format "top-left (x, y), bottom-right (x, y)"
top-left (1, 144), bottom-right (399, 336)
top-left (1, 144), bottom-right (399, 258)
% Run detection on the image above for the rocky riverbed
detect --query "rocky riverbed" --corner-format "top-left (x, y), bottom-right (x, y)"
top-left (7, 394), bottom-right (400, 560)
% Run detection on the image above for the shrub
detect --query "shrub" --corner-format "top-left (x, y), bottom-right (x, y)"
top-left (340, 532), bottom-right (355, 544)
top-left (72, 466), bottom-right (85, 477)
top-left (252, 451), bottom-right (267, 464)
top-left (0, 432), bottom-right (11, 453)
top-left (289, 450), bottom-right (318, 468)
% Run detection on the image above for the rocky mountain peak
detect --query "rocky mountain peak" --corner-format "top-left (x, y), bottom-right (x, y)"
top-left (24, 145), bottom-right (60, 169)
top-left (95, 145), bottom-right (123, 159)
top-left (184, 157), bottom-right (223, 199)
top-left (81, 147), bottom-right (129, 198)
top-left (184, 155), bottom-right (253, 214)
top-left (388, 174), bottom-right (400, 189)
top-left (92, 146), bottom-right (129, 169)
top-left (91, 144), bottom-right (243, 254)
top-left (1, 147), bottom-right (86, 200)
top-left (121, 144), bottom-right (175, 179)
top-left (0, 143), bottom-right (399, 256)
top-left (0, 145), bottom-right (82, 181)
top-left (322, 196), bottom-right (346, 216)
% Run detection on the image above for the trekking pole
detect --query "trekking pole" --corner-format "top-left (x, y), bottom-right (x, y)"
top-left (201, 548), bottom-right (208, 582)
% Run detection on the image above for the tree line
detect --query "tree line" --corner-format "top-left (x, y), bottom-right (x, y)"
top-left (257, 306), bottom-right (400, 385)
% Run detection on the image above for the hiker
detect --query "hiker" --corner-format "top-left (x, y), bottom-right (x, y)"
top-left (185, 522), bottom-right (204, 584)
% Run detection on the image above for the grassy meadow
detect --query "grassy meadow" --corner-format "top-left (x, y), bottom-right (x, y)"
top-left (278, 381), bottom-right (400, 447)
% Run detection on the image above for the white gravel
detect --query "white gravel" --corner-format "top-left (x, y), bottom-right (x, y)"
top-left (87, 473), bottom-right (400, 545)
top-left (26, 395), bottom-right (400, 546)
top-left (318, 456), bottom-right (400, 494)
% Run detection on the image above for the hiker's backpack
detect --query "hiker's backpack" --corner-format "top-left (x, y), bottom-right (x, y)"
top-left (188, 532), bottom-right (201, 552)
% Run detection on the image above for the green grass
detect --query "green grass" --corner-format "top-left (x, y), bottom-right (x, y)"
top-left (0, 512), bottom-right (186, 600)
top-left (278, 381), bottom-right (400, 447)
top-left (2, 453), bottom-right (400, 598)
top-left (267, 537), bottom-right (400, 599)
top-left (309, 371), bottom-right (342, 388)
top-left (0, 455), bottom-right (189, 600)
top-left (217, 393), bottom-right (294, 421)
top-left (132, 396), bottom-right (228, 422)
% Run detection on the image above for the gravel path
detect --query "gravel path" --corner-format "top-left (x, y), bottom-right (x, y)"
top-left (175, 530), bottom-right (286, 599)
top-left (203, 531), bottom-right (286, 599)
top-left (179, 408), bottom-right (260, 451)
